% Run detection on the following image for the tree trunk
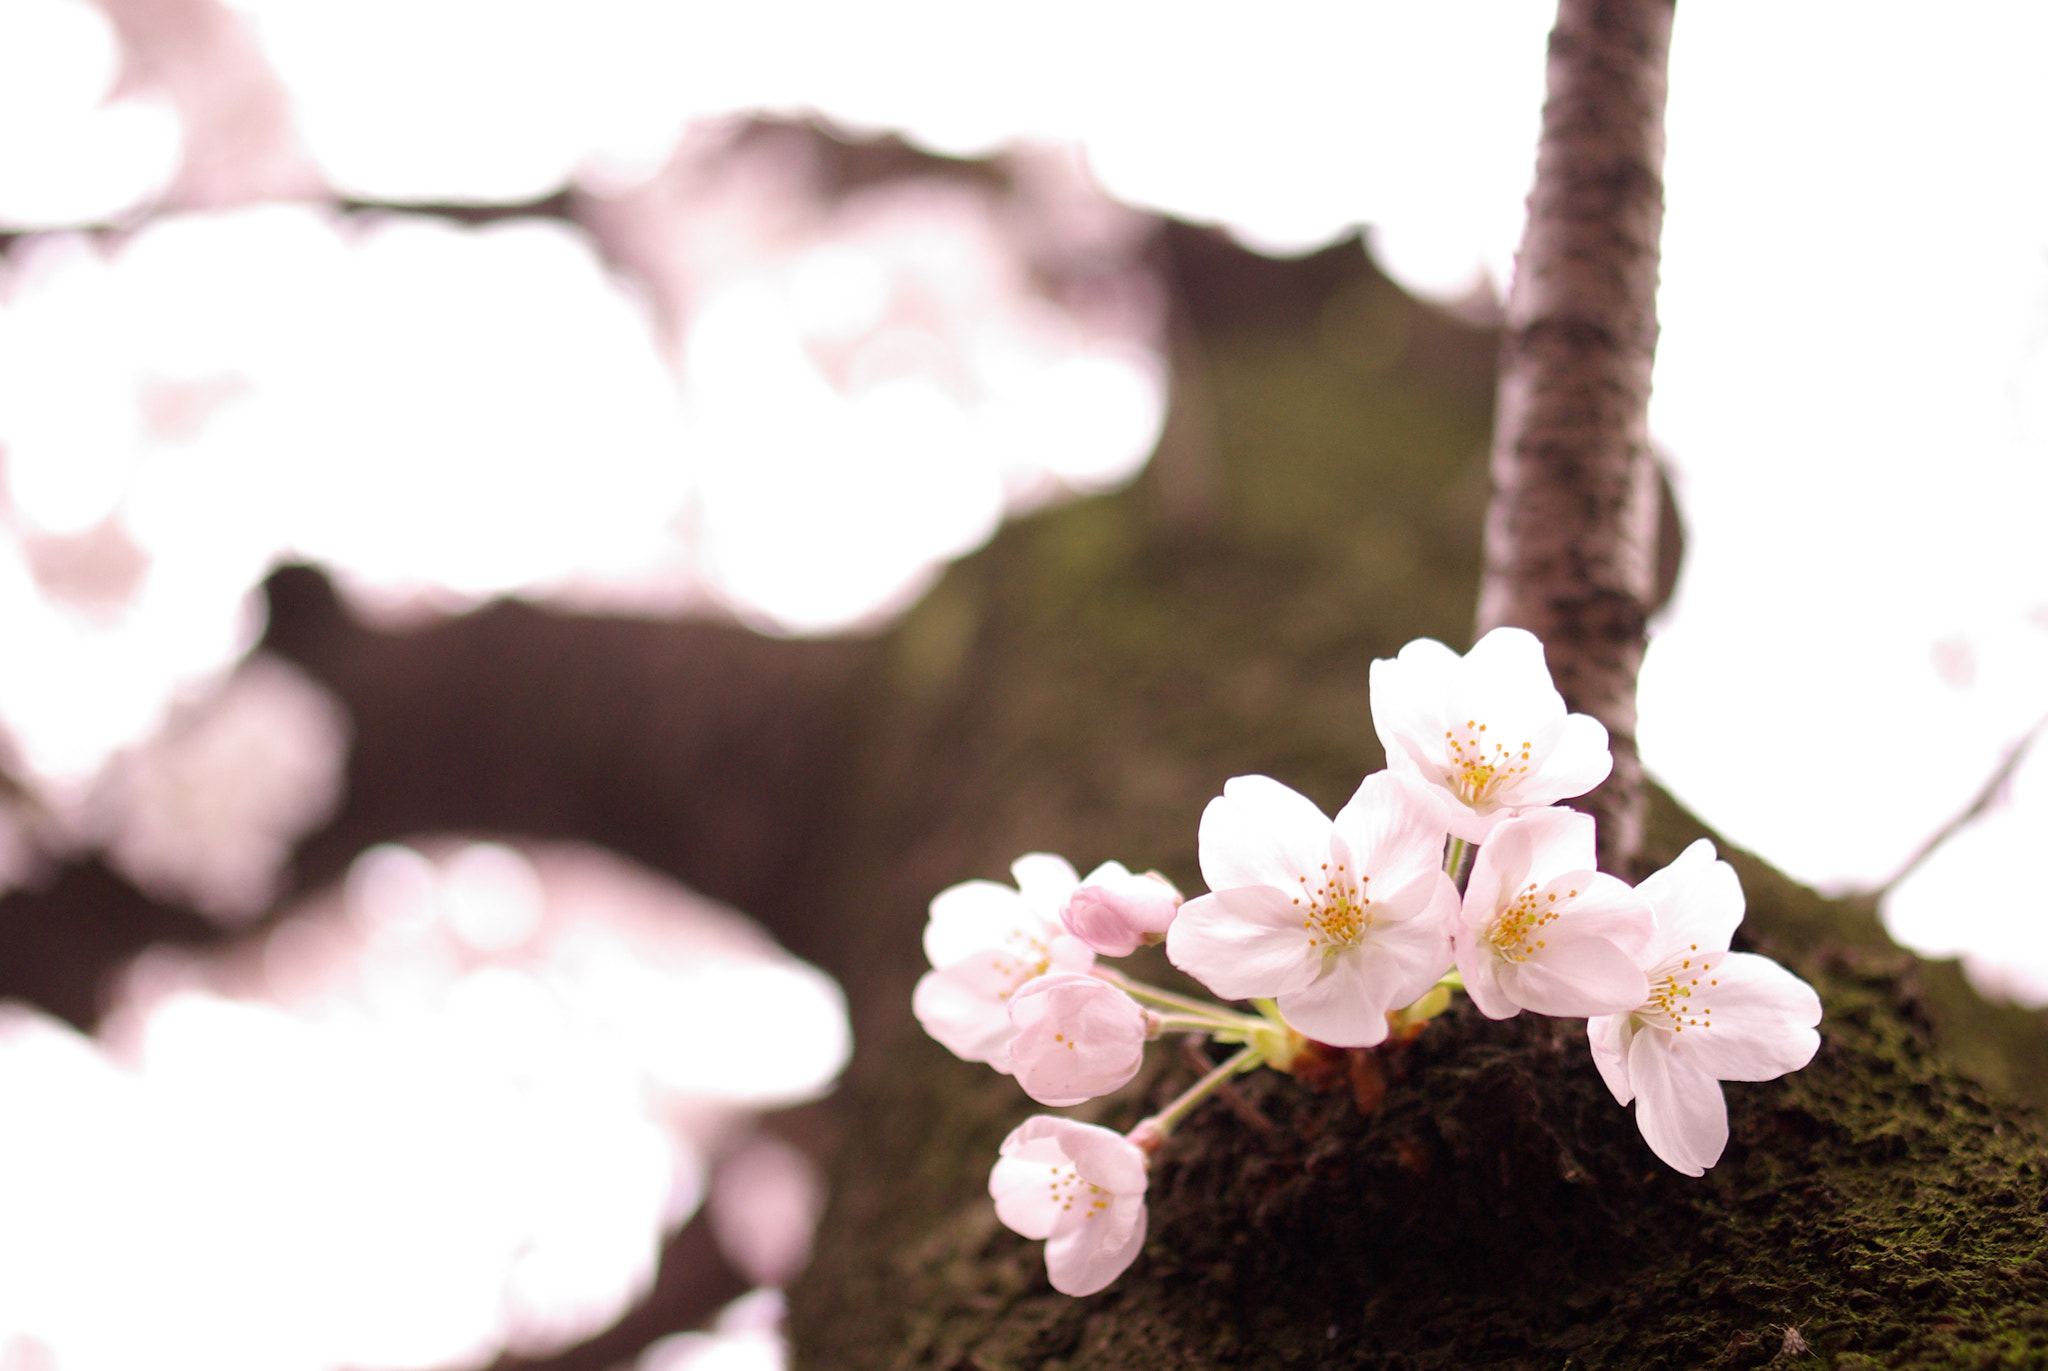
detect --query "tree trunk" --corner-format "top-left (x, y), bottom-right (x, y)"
top-left (1477, 0), bottom-right (1673, 878)
top-left (785, 223), bottom-right (2048, 1367)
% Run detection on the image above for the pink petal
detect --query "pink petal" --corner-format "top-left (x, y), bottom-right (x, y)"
top-left (1008, 975), bottom-right (1147, 1107)
top-left (1637, 840), bottom-right (1744, 962)
top-left (1665, 952), bottom-right (1822, 1082)
top-left (1277, 928), bottom-right (1446, 1047)
top-left (1054, 1120), bottom-right (1150, 1196)
top-left (1585, 1014), bottom-right (1634, 1105)
top-left (989, 1153), bottom-right (1062, 1239)
top-left (912, 961), bottom-right (1024, 1067)
top-left (1044, 1196), bottom-right (1147, 1296)
top-left (1516, 710), bottom-right (1611, 808)
top-left (1165, 886), bottom-right (1322, 1001)
top-left (1452, 931), bottom-right (1520, 1020)
top-left (1628, 1027), bottom-right (1729, 1176)
top-left (1331, 771), bottom-right (1452, 895)
top-left (1539, 872), bottom-right (1657, 964)
top-left (1011, 853), bottom-right (1082, 920)
top-left (1195, 775), bottom-right (1334, 895)
top-left (924, 879), bottom-right (1041, 968)
top-left (1447, 627), bottom-right (1566, 744)
top-left (1499, 939), bottom-right (1648, 1018)
top-left (1370, 637), bottom-right (1458, 769)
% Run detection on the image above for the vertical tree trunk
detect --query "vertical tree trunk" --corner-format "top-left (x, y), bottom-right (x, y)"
top-left (1477, 0), bottom-right (1673, 877)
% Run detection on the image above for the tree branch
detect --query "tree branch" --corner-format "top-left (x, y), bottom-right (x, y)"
top-left (1477, 0), bottom-right (1674, 876)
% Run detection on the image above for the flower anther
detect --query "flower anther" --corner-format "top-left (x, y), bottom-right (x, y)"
top-left (1369, 627), bottom-right (1613, 842)
top-left (989, 1116), bottom-right (1149, 1296)
top-left (1454, 806), bottom-right (1654, 1020)
top-left (1587, 840), bottom-right (1823, 1175)
top-left (1167, 771), bottom-right (1457, 1047)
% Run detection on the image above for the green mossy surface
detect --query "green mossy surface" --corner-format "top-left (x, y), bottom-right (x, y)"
top-left (789, 231), bottom-right (2048, 1369)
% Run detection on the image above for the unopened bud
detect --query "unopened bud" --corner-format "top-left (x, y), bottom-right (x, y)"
top-left (1062, 868), bottom-right (1183, 957)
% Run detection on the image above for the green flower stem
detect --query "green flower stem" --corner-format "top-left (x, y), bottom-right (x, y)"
top-left (1131, 1043), bottom-right (1262, 1143)
top-left (1093, 967), bottom-right (1264, 1029)
top-left (1152, 1013), bottom-right (1256, 1038)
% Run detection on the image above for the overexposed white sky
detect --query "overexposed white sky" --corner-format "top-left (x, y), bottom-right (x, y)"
top-left (1, 0), bottom-right (2043, 951)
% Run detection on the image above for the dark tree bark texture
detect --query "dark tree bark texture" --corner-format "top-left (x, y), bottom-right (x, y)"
top-left (1478, 0), bottom-right (1673, 877)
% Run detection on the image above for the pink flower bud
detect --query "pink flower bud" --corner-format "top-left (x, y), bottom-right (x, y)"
top-left (1061, 866), bottom-right (1183, 957)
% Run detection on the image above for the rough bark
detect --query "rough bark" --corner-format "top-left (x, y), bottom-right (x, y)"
top-left (1477, 0), bottom-right (1673, 877)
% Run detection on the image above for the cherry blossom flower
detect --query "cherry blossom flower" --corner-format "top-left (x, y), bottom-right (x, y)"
top-left (1587, 840), bottom-right (1823, 1176)
top-left (912, 854), bottom-right (1094, 1068)
top-left (1369, 627), bottom-right (1613, 842)
top-left (989, 1116), bottom-right (1149, 1296)
top-left (1166, 772), bottom-right (1458, 1047)
top-left (1006, 972), bottom-right (1149, 1106)
top-left (1061, 864), bottom-right (1182, 957)
top-left (1455, 806), bottom-right (1654, 1020)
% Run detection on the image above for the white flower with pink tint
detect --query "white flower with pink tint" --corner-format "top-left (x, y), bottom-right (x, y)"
top-left (1061, 864), bottom-right (1182, 957)
top-left (1455, 806), bottom-right (1654, 1020)
top-left (989, 1116), bottom-right (1149, 1296)
top-left (1006, 972), bottom-right (1149, 1106)
top-left (1166, 772), bottom-right (1458, 1047)
top-left (913, 854), bottom-right (1094, 1068)
top-left (1369, 627), bottom-right (1613, 842)
top-left (1588, 840), bottom-right (1823, 1176)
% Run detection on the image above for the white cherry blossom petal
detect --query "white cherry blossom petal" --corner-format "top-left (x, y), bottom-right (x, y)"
top-left (1448, 626), bottom-right (1563, 738)
top-left (923, 879), bottom-right (1045, 968)
top-left (1370, 628), bottom-right (1613, 841)
top-left (988, 1155), bottom-right (1062, 1240)
top-left (918, 858), bottom-right (1097, 1068)
top-left (1332, 771), bottom-right (1451, 895)
top-left (1635, 838), bottom-right (1744, 961)
top-left (1586, 840), bottom-right (1824, 1175)
top-left (1455, 809), bottom-right (1654, 1020)
top-left (1494, 939), bottom-right (1648, 1018)
top-left (912, 960), bottom-right (1025, 1068)
top-left (1167, 886), bottom-right (1322, 1001)
top-left (1011, 852), bottom-right (1083, 921)
top-left (1007, 973), bottom-right (1148, 1107)
top-left (1532, 713), bottom-right (1615, 810)
top-left (1193, 774), bottom-right (1335, 894)
top-left (1043, 1197), bottom-right (1146, 1297)
top-left (1587, 1012), bottom-right (1634, 1105)
top-left (990, 1117), bottom-right (1149, 1296)
top-left (1278, 907), bottom-right (1449, 1046)
top-left (1664, 952), bottom-right (1822, 1082)
top-left (1627, 1023), bottom-right (1729, 1177)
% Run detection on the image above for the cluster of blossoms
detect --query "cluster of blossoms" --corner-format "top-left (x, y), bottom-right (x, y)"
top-left (914, 627), bottom-right (1824, 1296)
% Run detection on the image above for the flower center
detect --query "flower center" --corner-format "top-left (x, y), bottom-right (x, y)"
top-left (1290, 863), bottom-right (1371, 954)
top-left (991, 931), bottom-right (1055, 998)
top-left (1443, 720), bottom-right (1533, 807)
top-left (1046, 1164), bottom-right (1114, 1219)
top-left (1483, 880), bottom-right (1576, 962)
top-left (1641, 942), bottom-right (1718, 1032)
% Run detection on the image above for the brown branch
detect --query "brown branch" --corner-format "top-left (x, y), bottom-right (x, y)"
top-left (1870, 711), bottom-right (2048, 901)
top-left (1477, 0), bottom-right (1675, 876)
